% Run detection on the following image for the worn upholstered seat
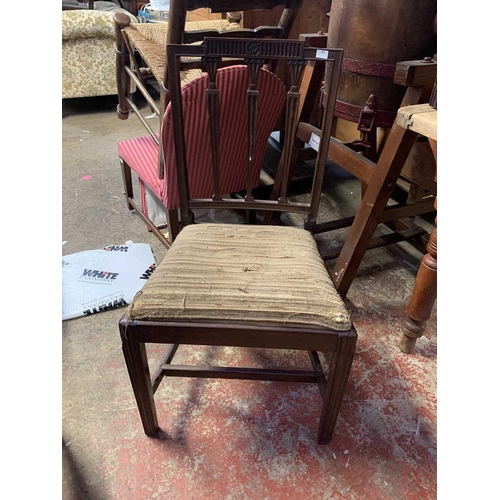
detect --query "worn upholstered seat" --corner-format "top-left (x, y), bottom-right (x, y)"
top-left (127, 224), bottom-right (351, 330)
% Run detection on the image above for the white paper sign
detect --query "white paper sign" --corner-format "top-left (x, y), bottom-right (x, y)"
top-left (62, 242), bottom-right (157, 320)
top-left (308, 132), bottom-right (321, 152)
top-left (316, 49), bottom-right (329, 60)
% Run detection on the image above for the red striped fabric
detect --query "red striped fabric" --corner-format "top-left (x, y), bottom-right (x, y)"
top-left (118, 65), bottom-right (287, 210)
top-left (118, 135), bottom-right (161, 217)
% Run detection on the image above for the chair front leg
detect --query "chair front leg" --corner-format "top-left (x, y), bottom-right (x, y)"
top-left (119, 319), bottom-right (159, 436)
top-left (317, 332), bottom-right (357, 444)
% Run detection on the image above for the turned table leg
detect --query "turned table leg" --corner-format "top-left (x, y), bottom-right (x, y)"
top-left (400, 209), bottom-right (437, 352)
top-left (400, 138), bottom-right (437, 353)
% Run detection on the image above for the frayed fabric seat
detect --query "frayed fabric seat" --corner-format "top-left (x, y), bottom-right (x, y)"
top-left (127, 224), bottom-right (351, 331)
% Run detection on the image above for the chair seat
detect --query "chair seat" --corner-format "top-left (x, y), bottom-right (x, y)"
top-left (127, 224), bottom-right (352, 331)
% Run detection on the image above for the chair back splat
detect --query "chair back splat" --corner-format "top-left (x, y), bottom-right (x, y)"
top-left (166, 38), bottom-right (342, 230)
top-left (119, 38), bottom-right (357, 446)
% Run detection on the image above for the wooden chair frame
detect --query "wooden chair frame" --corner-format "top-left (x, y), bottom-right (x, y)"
top-left (114, 0), bottom-right (302, 138)
top-left (120, 38), bottom-right (358, 444)
top-left (266, 33), bottom-right (437, 297)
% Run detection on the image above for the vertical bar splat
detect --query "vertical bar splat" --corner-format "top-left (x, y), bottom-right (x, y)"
top-left (204, 57), bottom-right (223, 201)
top-left (245, 59), bottom-right (265, 202)
top-left (305, 52), bottom-right (343, 231)
top-left (166, 46), bottom-right (194, 227)
top-left (279, 60), bottom-right (307, 202)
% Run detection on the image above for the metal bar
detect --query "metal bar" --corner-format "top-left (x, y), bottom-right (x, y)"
top-left (125, 66), bottom-right (160, 117)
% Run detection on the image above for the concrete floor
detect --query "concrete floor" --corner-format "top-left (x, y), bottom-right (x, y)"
top-left (62, 94), bottom-right (437, 499)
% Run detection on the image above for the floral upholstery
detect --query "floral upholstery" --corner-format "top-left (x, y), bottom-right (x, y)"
top-left (62, 1), bottom-right (137, 98)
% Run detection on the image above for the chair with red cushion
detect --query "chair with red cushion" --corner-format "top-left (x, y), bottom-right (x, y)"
top-left (113, 0), bottom-right (302, 128)
top-left (117, 64), bottom-right (287, 246)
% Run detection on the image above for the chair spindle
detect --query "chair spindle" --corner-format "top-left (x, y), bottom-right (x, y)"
top-left (245, 59), bottom-right (265, 201)
top-left (204, 57), bottom-right (223, 201)
top-left (279, 60), bottom-right (307, 202)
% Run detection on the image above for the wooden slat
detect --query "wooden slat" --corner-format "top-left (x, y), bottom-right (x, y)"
top-left (320, 225), bottom-right (428, 261)
top-left (312, 198), bottom-right (435, 235)
top-left (132, 319), bottom-right (348, 352)
top-left (187, 198), bottom-right (312, 213)
top-left (151, 344), bottom-right (179, 394)
top-left (187, 0), bottom-right (295, 13)
top-left (184, 27), bottom-right (282, 44)
top-left (296, 122), bottom-right (375, 185)
top-left (160, 364), bottom-right (321, 383)
top-left (396, 104), bottom-right (437, 141)
top-left (308, 351), bottom-right (326, 399)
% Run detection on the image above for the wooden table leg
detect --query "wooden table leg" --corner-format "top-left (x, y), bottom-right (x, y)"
top-left (400, 202), bottom-right (437, 352)
top-left (400, 139), bottom-right (437, 353)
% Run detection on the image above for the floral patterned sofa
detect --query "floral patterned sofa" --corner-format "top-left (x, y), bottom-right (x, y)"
top-left (62, 1), bottom-right (137, 99)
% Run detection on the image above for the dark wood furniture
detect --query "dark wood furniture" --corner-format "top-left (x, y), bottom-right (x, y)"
top-left (239, 0), bottom-right (330, 43)
top-left (266, 52), bottom-right (437, 298)
top-left (114, 0), bottom-right (302, 130)
top-left (119, 38), bottom-right (357, 444)
top-left (327, 64), bottom-right (436, 298)
top-left (396, 105), bottom-right (437, 353)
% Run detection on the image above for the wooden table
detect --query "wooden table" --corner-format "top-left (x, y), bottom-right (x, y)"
top-left (396, 104), bottom-right (437, 353)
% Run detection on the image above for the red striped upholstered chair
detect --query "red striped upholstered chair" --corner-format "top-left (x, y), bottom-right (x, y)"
top-left (117, 64), bottom-right (287, 246)
top-left (119, 39), bottom-right (356, 445)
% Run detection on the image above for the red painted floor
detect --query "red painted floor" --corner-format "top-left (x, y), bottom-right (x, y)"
top-left (61, 96), bottom-right (437, 499)
top-left (62, 247), bottom-right (437, 500)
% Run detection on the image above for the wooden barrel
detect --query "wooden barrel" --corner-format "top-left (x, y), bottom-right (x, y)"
top-left (327, 0), bottom-right (437, 130)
